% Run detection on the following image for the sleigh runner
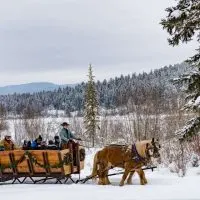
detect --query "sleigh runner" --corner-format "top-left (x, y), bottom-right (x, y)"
top-left (0, 144), bottom-right (85, 184)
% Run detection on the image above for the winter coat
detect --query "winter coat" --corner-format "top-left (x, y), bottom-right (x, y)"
top-left (59, 128), bottom-right (76, 143)
top-left (31, 141), bottom-right (38, 149)
top-left (47, 144), bottom-right (59, 150)
top-left (0, 139), bottom-right (17, 150)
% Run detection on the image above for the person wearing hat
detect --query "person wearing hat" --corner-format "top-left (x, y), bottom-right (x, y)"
top-left (59, 122), bottom-right (81, 148)
top-left (54, 135), bottom-right (60, 149)
top-left (0, 133), bottom-right (18, 150)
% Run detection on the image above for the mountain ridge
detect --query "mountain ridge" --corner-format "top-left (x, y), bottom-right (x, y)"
top-left (0, 82), bottom-right (76, 95)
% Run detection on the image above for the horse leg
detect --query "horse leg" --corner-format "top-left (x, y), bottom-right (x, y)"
top-left (105, 170), bottom-right (111, 185)
top-left (137, 169), bottom-right (147, 185)
top-left (98, 162), bottom-right (108, 185)
top-left (101, 170), bottom-right (107, 185)
top-left (127, 170), bottom-right (135, 185)
top-left (98, 171), bottom-right (105, 185)
top-left (97, 163), bottom-right (105, 185)
top-left (98, 177), bottom-right (104, 185)
top-left (119, 169), bottom-right (129, 186)
top-left (141, 170), bottom-right (147, 184)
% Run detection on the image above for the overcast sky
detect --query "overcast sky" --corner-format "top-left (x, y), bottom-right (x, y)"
top-left (0, 0), bottom-right (198, 86)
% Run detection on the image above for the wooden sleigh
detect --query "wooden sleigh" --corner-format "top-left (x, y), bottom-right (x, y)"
top-left (0, 144), bottom-right (85, 184)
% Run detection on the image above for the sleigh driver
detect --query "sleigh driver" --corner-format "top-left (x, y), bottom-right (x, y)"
top-left (59, 122), bottom-right (82, 149)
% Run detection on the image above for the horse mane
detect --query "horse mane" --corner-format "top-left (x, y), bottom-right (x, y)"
top-left (136, 140), bottom-right (151, 145)
top-left (135, 140), bottom-right (152, 158)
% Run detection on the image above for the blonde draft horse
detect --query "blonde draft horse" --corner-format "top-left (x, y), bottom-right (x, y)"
top-left (90, 138), bottom-right (161, 186)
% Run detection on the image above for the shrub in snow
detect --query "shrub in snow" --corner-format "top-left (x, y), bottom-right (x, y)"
top-left (162, 139), bottom-right (190, 177)
top-left (191, 154), bottom-right (199, 168)
top-left (168, 162), bottom-right (180, 174)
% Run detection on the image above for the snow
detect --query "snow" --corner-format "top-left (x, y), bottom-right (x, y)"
top-left (46, 110), bottom-right (66, 117)
top-left (172, 10), bottom-right (181, 18)
top-left (185, 96), bottom-right (200, 109)
top-left (1, 149), bottom-right (200, 200)
top-left (194, 96), bottom-right (200, 106)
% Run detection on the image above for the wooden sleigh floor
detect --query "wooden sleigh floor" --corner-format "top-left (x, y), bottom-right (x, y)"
top-left (0, 145), bottom-right (85, 184)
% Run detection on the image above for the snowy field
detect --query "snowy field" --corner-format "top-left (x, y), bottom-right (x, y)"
top-left (0, 149), bottom-right (200, 200)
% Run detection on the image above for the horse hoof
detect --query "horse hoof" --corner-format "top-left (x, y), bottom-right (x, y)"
top-left (119, 183), bottom-right (124, 186)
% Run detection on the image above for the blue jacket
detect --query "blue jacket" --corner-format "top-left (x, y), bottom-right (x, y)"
top-left (31, 141), bottom-right (38, 148)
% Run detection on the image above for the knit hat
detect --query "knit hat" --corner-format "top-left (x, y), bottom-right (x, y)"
top-left (54, 136), bottom-right (59, 140)
top-left (37, 135), bottom-right (42, 140)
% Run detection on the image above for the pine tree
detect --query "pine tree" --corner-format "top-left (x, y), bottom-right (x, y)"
top-left (161, 0), bottom-right (200, 141)
top-left (84, 64), bottom-right (99, 147)
top-left (0, 104), bottom-right (8, 133)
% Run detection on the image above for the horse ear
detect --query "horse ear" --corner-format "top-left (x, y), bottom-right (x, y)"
top-left (152, 138), bottom-right (155, 143)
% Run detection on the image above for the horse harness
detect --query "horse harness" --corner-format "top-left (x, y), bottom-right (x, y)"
top-left (96, 143), bottom-right (153, 176)
top-left (131, 144), bottom-right (148, 164)
top-left (106, 144), bottom-right (151, 165)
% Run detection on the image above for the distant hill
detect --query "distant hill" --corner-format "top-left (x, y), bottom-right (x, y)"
top-left (0, 82), bottom-right (76, 95)
top-left (0, 63), bottom-right (191, 116)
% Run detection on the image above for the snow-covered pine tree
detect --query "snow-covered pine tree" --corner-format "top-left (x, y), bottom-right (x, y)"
top-left (161, 0), bottom-right (200, 141)
top-left (0, 104), bottom-right (8, 137)
top-left (84, 65), bottom-right (99, 147)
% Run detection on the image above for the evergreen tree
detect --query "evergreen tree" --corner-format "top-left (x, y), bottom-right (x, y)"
top-left (0, 63), bottom-right (189, 116)
top-left (84, 65), bottom-right (99, 147)
top-left (161, 0), bottom-right (200, 140)
top-left (0, 104), bottom-right (8, 134)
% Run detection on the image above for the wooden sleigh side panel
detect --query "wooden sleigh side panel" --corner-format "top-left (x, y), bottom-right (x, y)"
top-left (12, 150), bottom-right (30, 174)
top-left (0, 151), bottom-right (13, 174)
top-left (0, 145), bottom-right (85, 182)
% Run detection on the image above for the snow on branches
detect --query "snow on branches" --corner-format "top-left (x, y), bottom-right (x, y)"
top-left (176, 117), bottom-right (200, 140)
top-left (161, 0), bottom-right (200, 46)
top-left (174, 68), bottom-right (200, 112)
top-left (162, 0), bottom-right (200, 141)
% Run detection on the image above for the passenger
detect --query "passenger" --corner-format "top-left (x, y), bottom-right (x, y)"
top-left (31, 135), bottom-right (42, 149)
top-left (47, 140), bottom-right (58, 150)
top-left (59, 122), bottom-right (81, 149)
top-left (40, 141), bottom-right (47, 150)
top-left (22, 140), bottom-right (28, 150)
top-left (27, 141), bottom-right (31, 148)
top-left (22, 140), bottom-right (31, 149)
top-left (0, 134), bottom-right (18, 150)
top-left (0, 146), bottom-right (4, 151)
top-left (54, 135), bottom-right (60, 149)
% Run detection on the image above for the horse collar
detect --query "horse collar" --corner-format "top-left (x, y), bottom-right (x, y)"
top-left (132, 144), bottom-right (146, 163)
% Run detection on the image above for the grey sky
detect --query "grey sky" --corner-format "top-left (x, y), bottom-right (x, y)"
top-left (0, 0), bottom-right (198, 86)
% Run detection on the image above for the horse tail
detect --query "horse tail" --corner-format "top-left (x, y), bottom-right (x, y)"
top-left (90, 151), bottom-right (99, 179)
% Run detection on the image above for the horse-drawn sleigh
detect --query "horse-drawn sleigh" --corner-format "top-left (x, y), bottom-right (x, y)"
top-left (0, 138), bottom-right (161, 186)
top-left (0, 143), bottom-right (85, 184)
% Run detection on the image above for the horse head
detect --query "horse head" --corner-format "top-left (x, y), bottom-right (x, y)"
top-left (145, 138), bottom-right (161, 162)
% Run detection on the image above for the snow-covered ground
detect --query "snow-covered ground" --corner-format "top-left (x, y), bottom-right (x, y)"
top-left (0, 149), bottom-right (200, 200)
